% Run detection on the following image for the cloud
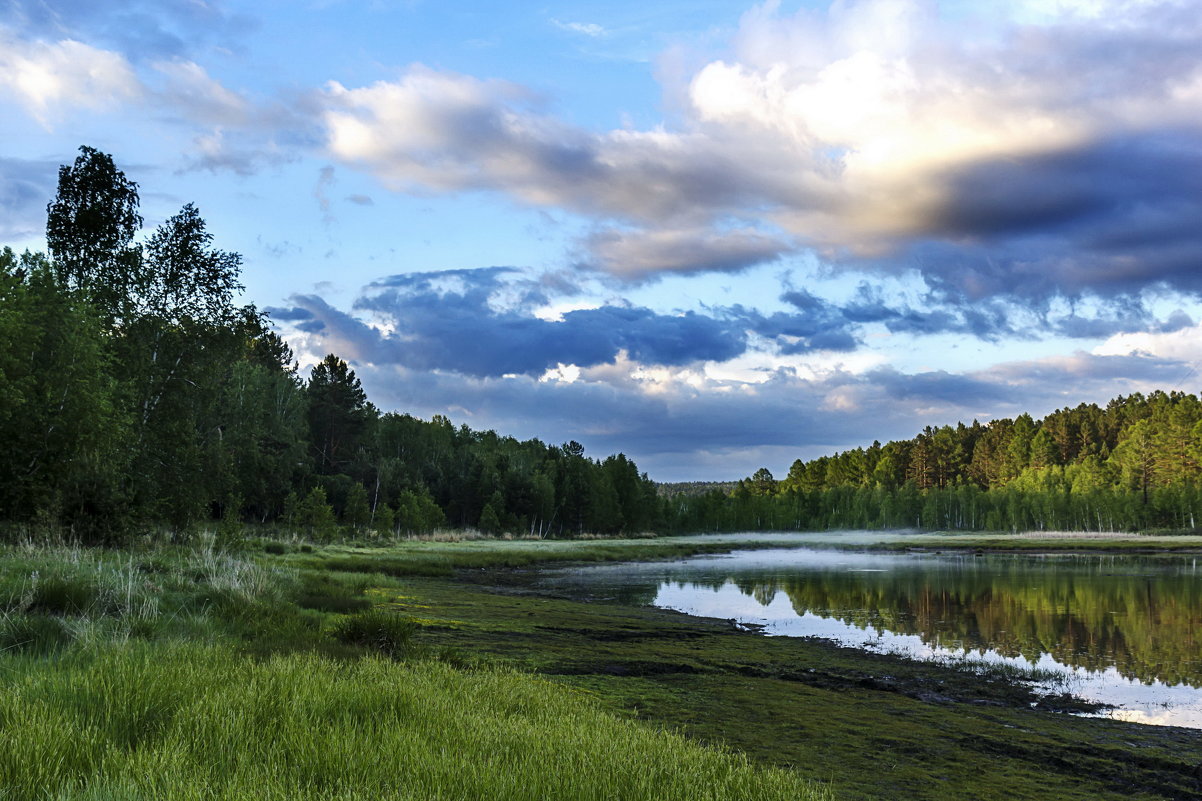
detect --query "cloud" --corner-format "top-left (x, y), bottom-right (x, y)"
top-left (904, 133), bottom-right (1202, 302)
top-left (581, 226), bottom-right (788, 277)
top-left (152, 59), bottom-right (251, 126)
top-left (322, 66), bottom-right (756, 222)
top-left (0, 30), bottom-right (141, 126)
top-left (2, 0), bottom-right (254, 60)
top-left (0, 19), bottom-right (301, 175)
top-left (317, 1), bottom-right (1202, 306)
top-left (1094, 318), bottom-right (1202, 368)
top-left (867, 367), bottom-right (1018, 407)
top-left (314, 165), bottom-right (336, 224)
top-left (278, 267), bottom-right (864, 379)
top-left (552, 20), bottom-right (606, 38)
top-left (300, 326), bottom-right (1194, 480)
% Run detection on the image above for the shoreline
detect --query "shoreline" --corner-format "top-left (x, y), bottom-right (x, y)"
top-left (327, 537), bottom-right (1201, 800)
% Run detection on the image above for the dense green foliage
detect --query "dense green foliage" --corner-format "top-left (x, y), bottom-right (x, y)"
top-left (0, 147), bottom-right (659, 543)
top-left (674, 393), bottom-right (1202, 533)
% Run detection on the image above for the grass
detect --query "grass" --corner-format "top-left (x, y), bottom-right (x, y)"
top-left (330, 609), bottom-right (418, 657)
top-left (0, 538), bottom-right (831, 801)
top-left (0, 643), bottom-right (828, 801)
top-left (283, 537), bottom-right (774, 578)
top-left (928, 654), bottom-right (1075, 688)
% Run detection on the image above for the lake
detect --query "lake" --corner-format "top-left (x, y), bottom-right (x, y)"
top-left (536, 535), bottom-right (1202, 728)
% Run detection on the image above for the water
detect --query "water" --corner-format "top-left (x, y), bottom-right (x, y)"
top-left (537, 537), bottom-right (1202, 728)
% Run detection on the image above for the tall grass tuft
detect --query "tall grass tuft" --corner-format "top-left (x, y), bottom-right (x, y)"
top-left (330, 609), bottom-right (418, 658)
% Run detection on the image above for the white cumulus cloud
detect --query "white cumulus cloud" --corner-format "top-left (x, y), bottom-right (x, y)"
top-left (0, 30), bottom-right (141, 127)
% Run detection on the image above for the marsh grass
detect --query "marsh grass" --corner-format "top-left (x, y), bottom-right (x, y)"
top-left (0, 643), bottom-right (831, 801)
top-left (0, 539), bottom-right (833, 800)
top-left (330, 609), bottom-right (418, 657)
top-left (932, 654), bottom-right (1073, 689)
top-left (295, 538), bottom-right (751, 579)
top-left (0, 543), bottom-right (296, 652)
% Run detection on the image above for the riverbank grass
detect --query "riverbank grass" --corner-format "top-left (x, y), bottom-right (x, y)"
top-left (0, 541), bottom-right (830, 801)
top-left (0, 643), bottom-right (828, 801)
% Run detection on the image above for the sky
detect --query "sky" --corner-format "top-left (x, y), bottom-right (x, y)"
top-left (3, 0), bottom-right (1202, 481)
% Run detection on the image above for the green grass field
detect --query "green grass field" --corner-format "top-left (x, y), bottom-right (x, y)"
top-left (0, 539), bottom-right (829, 801)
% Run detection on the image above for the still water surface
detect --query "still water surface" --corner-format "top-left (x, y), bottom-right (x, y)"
top-left (538, 536), bottom-right (1202, 728)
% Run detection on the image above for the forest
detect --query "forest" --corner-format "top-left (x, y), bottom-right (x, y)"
top-left (0, 147), bottom-right (660, 544)
top-left (680, 390), bottom-right (1202, 533)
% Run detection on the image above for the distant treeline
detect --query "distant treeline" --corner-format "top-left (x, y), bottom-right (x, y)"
top-left (656, 482), bottom-right (738, 498)
top-left (0, 147), bottom-right (660, 543)
top-left (677, 391), bottom-right (1202, 533)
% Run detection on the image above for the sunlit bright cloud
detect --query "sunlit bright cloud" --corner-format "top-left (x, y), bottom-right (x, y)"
top-left (312, 0), bottom-right (1202, 308)
top-left (0, 30), bottom-right (141, 126)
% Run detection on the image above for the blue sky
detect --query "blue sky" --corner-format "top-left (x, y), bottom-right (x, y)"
top-left (4, 0), bottom-right (1202, 480)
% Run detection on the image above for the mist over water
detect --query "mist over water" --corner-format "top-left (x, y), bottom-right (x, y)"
top-left (539, 537), bottom-right (1202, 728)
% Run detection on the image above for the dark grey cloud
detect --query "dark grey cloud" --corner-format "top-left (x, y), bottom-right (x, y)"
top-left (1053, 305), bottom-right (1194, 339)
top-left (0, 156), bottom-right (56, 240)
top-left (985, 351), bottom-right (1187, 387)
top-left (910, 132), bottom-right (1202, 303)
top-left (742, 293), bottom-right (858, 352)
top-left (819, 279), bottom-right (1193, 343)
top-left (868, 367), bottom-right (1018, 407)
top-left (785, 283), bottom-right (1023, 343)
top-left (284, 267), bottom-right (864, 378)
top-left (3, 0), bottom-right (254, 60)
